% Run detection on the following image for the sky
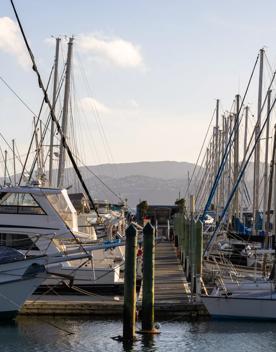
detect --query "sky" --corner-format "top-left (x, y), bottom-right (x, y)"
top-left (0, 0), bottom-right (276, 172)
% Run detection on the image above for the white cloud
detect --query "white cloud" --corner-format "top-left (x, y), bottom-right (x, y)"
top-left (79, 97), bottom-right (111, 114)
top-left (0, 17), bottom-right (30, 69)
top-left (44, 37), bottom-right (56, 46)
top-left (78, 34), bottom-right (143, 68)
top-left (129, 99), bottom-right (139, 108)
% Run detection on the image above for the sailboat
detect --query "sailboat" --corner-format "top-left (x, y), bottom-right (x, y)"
top-left (201, 265), bottom-right (276, 320)
top-left (199, 48), bottom-right (276, 320)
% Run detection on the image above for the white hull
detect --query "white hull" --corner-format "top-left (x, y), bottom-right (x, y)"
top-left (202, 295), bottom-right (276, 320)
top-left (0, 275), bottom-right (46, 316)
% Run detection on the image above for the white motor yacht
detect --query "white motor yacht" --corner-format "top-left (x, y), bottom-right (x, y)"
top-left (0, 185), bottom-right (124, 292)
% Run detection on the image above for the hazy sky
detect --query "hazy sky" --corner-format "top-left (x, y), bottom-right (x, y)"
top-left (0, 0), bottom-right (276, 170)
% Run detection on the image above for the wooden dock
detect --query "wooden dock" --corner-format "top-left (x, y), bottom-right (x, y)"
top-left (154, 240), bottom-right (190, 304)
top-left (138, 239), bottom-right (207, 317)
top-left (20, 240), bottom-right (208, 318)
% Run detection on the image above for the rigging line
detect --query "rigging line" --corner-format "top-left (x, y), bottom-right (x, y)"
top-left (0, 147), bottom-right (12, 184)
top-left (266, 123), bottom-right (276, 230)
top-left (0, 151), bottom-right (34, 164)
top-left (18, 64), bottom-right (54, 184)
top-left (0, 75), bottom-right (37, 117)
top-left (195, 133), bottom-right (216, 203)
top-left (192, 130), bottom-right (212, 199)
top-left (28, 258), bottom-right (92, 304)
top-left (185, 106), bottom-right (216, 198)
top-left (194, 148), bottom-right (208, 201)
top-left (71, 151), bottom-right (125, 203)
top-left (27, 69), bottom-right (66, 183)
top-left (74, 54), bottom-right (109, 168)
top-left (193, 148), bottom-right (207, 196)
top-left (204, 85), bottom-right (276, 256)
top-left (27, 64), bottom-right (67, 181)
top-left (14, 140), bottom-right (24, 170)
top-left (10, 1), bottom-right (99, 217)
top-left (0, 132), bottom-right (24, 167)
top-left (76, 50), bottom-right (118, 173)
top-left (201, 53), bottom-right (260, 220)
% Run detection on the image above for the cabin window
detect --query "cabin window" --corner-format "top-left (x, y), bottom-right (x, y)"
top-left (0, 192), bottom-right (45, 215)
top-left (0, 233), bottom-right (39, 250)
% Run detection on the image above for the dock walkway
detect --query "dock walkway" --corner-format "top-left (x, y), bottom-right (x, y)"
top-left (154, 240), bottom-right (190, 304)
top-left (21, 240), bottom-right (208, 317)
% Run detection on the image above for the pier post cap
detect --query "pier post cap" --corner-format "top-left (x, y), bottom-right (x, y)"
top-left (126, 223), bottom-right (137, 237)
top-left (195, 219), bottom-right (203, 229)
top-left (143, 222), bottom-right (155, 236)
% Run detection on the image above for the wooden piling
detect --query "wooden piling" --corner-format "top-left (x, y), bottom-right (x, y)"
top-left (190, 219), bottom-right (197, 295)
top-left (195, 220), bottom-right (203, 300)
top-left (123, 224), bottom-right (137, 340)
top-left (141, 222), bottom-right (158, 334)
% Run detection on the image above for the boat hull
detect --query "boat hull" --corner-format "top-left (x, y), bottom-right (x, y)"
top-left (0, 276), bottom-right (47, 319)
top-left (202, 295), bottom-right (276, 320)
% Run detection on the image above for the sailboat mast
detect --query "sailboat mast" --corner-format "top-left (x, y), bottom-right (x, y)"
top-left (263, 89), bottom-right (271, 231)
top-left (233, 94), bottom-right (240, 216)
top-left (215, 99), bottom-right (219, 216)
top-left (34, 116), bottom-right (42, 175)
top-left (57, 37), bottom-right (73, 188)
top-left (240, 106), bottom-right (249, 220)
top-left (227, 114), bottom-right (233, 226)
top-left (220, 115), bottom-right (227, 210)
top-left (243, 107), bottom-right (249, 162)
top-left (252, 48), bottom-right (264, 235)
top-left (12, 139), bottom-right (16, 185)
top-left (49, 37), bottom-right (60, 187)
top-left (273, 133), bottom-right (276, 239)
top-left (4, 150), bottom-right (7, 186)
top-left (39, 120), bottom-right (45, 175)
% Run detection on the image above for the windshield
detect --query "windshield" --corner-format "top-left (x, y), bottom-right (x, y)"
top-left (47, 193), bottom-right (74, 228)
top-left (0, 192), bottom-right (45, 215)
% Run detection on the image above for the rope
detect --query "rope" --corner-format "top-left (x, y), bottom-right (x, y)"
top-left (71, 151), bottom-right (125, 204)
top-left (10, 0), bottom-right (99, 217)
top-left (185, 106), bottom-right (216, 198)
top-left (18, 64), bottom-right (54, 184)
top-left (0, 75), bottom-right (37, 117)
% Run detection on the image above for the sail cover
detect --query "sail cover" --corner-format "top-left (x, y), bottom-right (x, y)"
top-left (0, 246), bottom-right (25, 264)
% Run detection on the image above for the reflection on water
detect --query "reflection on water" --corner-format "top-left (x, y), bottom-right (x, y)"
top-left (1, 317), bottom-right (276, 352)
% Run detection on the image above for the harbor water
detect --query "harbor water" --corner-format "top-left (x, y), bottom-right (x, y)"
top-left (2, 317), bottom-right (276, 352)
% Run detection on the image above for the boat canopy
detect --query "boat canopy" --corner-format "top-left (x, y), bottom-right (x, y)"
top-left (0, 246), bottom-right (25, 264)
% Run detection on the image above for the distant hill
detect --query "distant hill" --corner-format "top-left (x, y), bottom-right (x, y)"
top-left (68, 161), bottom-right (202, 208)
top-left (82, 174), bottom-right (192, 208)
top-left (6, 160), bottom-right (258, 209)
top-left (83, 161), bottom-right (197, 179)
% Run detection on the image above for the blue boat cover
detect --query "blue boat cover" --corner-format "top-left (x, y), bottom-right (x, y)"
top-left (0, 246), bottom-right (25, 264)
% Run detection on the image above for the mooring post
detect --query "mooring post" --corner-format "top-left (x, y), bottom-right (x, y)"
top-left (180, 215), bottom-right (185, 264)
top-left (141, 222), bottom-right (156, 333)
top-left (185, 217), bottom-right (190, 279)
top-left (123, 224), bottom-right (137, 340)
top-left (181, 215), bottom-right (185, 266)
top-left (190, 219), bottom-right (196, 297)
top-left (195, 219), bottom-right (203, 301)
top-left (190, 195), bottom-right (195, 297)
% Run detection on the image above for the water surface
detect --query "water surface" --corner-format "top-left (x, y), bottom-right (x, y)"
top-left (1, 317), bottom-right (276, 352)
